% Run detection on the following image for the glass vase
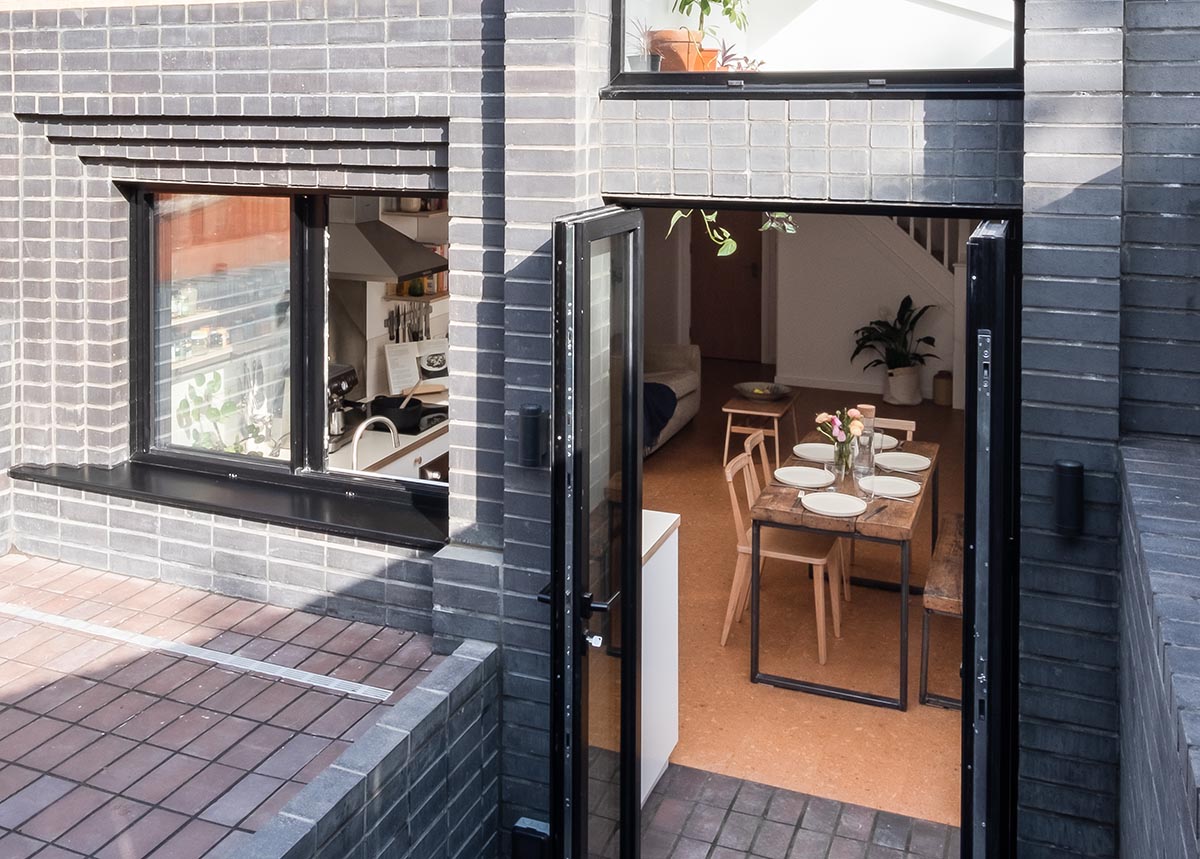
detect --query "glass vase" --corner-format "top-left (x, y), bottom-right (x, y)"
top-left (832, 441), bottom-right (854, 479)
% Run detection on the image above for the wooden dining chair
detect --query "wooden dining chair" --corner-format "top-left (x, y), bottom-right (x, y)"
top-left (721, 452), bottom-right (845, 664)
top-left (874, 416), bottom-right (917, 441)
top-left (743, 429), bottom-right (772, 489)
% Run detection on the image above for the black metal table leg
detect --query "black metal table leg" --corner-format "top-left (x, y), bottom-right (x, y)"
top-left (899, 540), bottom-right (910, 711)
top-left (750, 520), bottom-right (761, 683)
top-left (750, 519), bottom-right (910, 710)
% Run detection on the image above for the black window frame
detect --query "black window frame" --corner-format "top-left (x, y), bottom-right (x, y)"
top-left (604, 0), bottom-right (1025, 99)
top-left (66, 183), bottom-right (452, 548)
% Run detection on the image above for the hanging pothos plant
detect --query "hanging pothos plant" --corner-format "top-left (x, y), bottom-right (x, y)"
top-left (666, 210), bottom-right (797, 256)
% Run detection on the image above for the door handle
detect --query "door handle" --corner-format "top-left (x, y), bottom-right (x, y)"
top-left (581, 591), bottom-right (619, 619)
top-left (535, 586), bottom-right (619, 618)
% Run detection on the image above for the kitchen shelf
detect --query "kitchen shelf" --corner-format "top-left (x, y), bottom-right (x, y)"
top-left (380, 209), bottom-right (446, 218)
top-left (384, 292), bottom-right (449, 304)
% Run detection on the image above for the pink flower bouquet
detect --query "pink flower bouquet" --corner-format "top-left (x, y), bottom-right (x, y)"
top-left (815, 407), bottom-right (864, 475)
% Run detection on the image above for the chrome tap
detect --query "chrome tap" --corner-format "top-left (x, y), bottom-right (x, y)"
top-left (351, 416), bottom-right (399, 471)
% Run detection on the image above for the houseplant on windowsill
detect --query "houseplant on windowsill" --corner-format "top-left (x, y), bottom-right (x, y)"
top-left (851, 295), bottom-right (939, 406)
top-left (627, 19), bottom-right (663, 71)
top-left (649, 0), bottom-right (747, 71)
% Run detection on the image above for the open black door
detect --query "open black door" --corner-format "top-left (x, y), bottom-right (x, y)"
top-left (551, 206), bottom-right (644, 859)
top-left (963, 220), bottom-right (1019, 859)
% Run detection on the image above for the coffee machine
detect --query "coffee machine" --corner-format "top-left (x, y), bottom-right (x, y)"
top-left (327, 363), bottom-right (359, 438)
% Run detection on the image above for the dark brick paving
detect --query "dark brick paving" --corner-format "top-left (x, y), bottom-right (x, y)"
top-left (0, 554), bottom-right (439, 859)
top-left (589, 754), bottom-right (960, 859)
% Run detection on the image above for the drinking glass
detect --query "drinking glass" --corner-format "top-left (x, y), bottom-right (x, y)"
top-left (853, 433), bottom-right (876, 498)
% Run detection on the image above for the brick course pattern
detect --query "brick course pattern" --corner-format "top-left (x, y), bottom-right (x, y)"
top-left (248, 639), bottom-right (500, 859)
top-left (599, 98), bottom-right (1023, 206)
top-left (0, 0), bottom-right (525, 847)
top-left (1120, 0), bottom-right (1200, 437)
top-left (1019, 1), bottom-right (1123, 855)
top-left (1120, 437), bottom-right (1200, 859)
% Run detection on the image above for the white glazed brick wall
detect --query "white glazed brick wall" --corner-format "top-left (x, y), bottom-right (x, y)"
top-left (600, 97), bottom-right (1024, 206)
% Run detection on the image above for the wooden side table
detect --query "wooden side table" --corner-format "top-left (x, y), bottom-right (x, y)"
top-left (721, 392), bottom-right (800, 469)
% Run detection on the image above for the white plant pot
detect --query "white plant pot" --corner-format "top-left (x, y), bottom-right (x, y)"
top-left (884, 366), bottom-right (922, 406)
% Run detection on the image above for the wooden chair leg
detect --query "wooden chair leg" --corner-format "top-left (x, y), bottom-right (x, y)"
top-left (738, 557), bottom-right (766, 621)
top-left (772, 418), bottom-right (781, 470)
top-left (811, 562), bottom-right (827, 665)
top-left (721, 554), bottom-right (751, 647)
top-left (840, 540), bottom-right (852, 602)
top-left (722, 415), bottom-right (733, 466)
top-left (919, 607), bottom-right (931, 705)
top-left (827, 558), bottom-right (842, 639)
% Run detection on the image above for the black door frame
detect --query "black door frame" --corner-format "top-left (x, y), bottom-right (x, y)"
top-left (550, 196), bottom-right (1021, 859)
top-left (551, 207), bottom-right (646, 859)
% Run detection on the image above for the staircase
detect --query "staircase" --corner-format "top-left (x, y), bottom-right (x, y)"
top-left (889, 216), bottom-right (980, 274)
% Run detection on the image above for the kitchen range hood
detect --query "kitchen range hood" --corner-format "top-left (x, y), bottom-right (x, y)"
top-left (327, 220), bottom-right (448, 283)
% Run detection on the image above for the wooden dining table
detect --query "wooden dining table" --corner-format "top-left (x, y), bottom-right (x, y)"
top-left (748, 432), bottom-right (941, 711)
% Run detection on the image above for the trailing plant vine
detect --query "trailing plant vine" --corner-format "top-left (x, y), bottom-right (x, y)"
top-left (175, 370), bottom-right (287, 457)
top-left (666, 210), bottom-right (797, 256)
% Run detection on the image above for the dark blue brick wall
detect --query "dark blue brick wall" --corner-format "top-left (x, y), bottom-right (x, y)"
top-left (1019, 1), bottom-right (1124, 855)
top-left (1121, 0), bottom-right (1200, 437)
top-left (1120, 438), bottom-right (1200, 859)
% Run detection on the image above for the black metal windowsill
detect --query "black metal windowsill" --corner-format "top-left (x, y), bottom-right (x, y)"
top-left (9, 461), bottom-right (449, 551)
top-left (601, 77), bottom-right (1024, 101)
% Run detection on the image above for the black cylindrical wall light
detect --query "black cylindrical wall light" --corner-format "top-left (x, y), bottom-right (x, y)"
top-left (1054, 460), bottom-right (1084, 537)
top-left (518, 404), bottom-right (548, 467)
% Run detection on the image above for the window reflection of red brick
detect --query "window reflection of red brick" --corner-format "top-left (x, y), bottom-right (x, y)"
top-left (156, 195), bottom-right (290, 283)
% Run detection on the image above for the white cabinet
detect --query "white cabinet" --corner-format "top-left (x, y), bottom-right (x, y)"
top-left (641, 509), bottom-right (681, 805)
top-left (373, 424), bottom-right (450, 479)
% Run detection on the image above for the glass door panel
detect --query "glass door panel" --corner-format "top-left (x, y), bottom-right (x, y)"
top-left (552, 207), bottom-right (644, 859)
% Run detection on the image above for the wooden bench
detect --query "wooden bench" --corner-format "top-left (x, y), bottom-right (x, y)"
top-left (920, 513), bottom-right (964, 709)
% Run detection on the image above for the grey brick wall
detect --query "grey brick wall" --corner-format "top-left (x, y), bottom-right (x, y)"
top-left (0, 2), bottom-right (527, 849)
top-left (0, 106), bottom-right (13, 557)
top-left (1018, 1), bottom-right (1123, 856)
top-left (1121, 0), bottom-right (1200, 437)
top-left (249, 640), bottom-right (500, 859)
top-left (599, 98), bottom-right (1023, 206)
top-left (1120, 438), bottom-right (1200, 859)
top-left (12, 483), bottom-right (437, 631)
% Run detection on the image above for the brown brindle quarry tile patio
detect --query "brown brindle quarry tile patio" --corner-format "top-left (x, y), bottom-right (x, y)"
top-left (0, 553), bottom-right (440, 859)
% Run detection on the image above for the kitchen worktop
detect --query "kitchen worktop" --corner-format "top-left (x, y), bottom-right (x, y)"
top-left (643, 509), bottom-right (681, 564)
top-left (327, 420), bottom-right (448, 475)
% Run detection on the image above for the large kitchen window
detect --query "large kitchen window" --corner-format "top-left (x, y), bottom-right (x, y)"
top-left (152, 194), bottom-right (293, 462)
top-left (8, 188), bottom-right (451, 548)
top-left (612, 0), bottom-right (1021, 91)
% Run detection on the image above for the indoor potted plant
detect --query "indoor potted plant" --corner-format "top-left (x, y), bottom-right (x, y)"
top-left (649, 0), bottom-right (747, 71)
top-left (627, 19), bottom-right (663, 71)
top-left (851, 295), bottom-right (939, 406)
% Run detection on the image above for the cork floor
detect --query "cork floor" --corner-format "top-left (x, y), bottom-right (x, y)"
top-left (642, 358), bottom-right (965, 826)
top-left (0, 553), bottom-right (439, 859)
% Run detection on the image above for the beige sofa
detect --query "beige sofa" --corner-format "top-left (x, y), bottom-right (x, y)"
top-left (645, 344), bottom-right (701, 454)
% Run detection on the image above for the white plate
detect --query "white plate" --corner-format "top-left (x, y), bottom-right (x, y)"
top-left (775, 466), bottom-right (835, 489)
top-left (801, 492), bottom-right (868, 518)
top-left (876, 451), bottom-right (932, 472)
top-left (792, 442), bottom-right (835, 463)
top-left (858, 475), bottom-right (921, 498)
top-left (872, 433), bottom-right (900, 451)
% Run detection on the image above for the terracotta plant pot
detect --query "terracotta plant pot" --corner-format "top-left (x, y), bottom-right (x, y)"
top-left (696, 47), bottom-right (721, 71)
top-left (884, 365), bottom-right (923, 406)
top-left (648, 28), bottom-right (703, 72)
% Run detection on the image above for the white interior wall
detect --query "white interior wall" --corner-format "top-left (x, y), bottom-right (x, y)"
top-left (773, 214), bottom-right (961, 403)
top-left (761, 230), bottom-right (778, 365)
top-left (643, 208), bottom-right (691, 346)
top-left (628, 0), bottom-right (1014, 71)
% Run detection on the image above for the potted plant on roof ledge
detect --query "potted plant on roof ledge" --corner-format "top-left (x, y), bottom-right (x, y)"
top-left (851, 296), bottom-right (939, 406)
top-left (649, 0), bottom-right (748, 71)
